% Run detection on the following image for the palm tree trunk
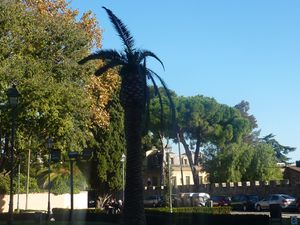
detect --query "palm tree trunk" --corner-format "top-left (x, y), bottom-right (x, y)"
top-left (123, 106), bottom-right (146, 225)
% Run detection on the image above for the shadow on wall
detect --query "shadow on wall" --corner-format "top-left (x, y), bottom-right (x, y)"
top-left (0, 195), bottom-right (5, 213)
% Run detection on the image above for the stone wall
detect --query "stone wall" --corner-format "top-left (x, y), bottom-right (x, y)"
top-left (144, 179), bottom-right (300, 198)
top-left (0, 191), bottom-right (87, 213)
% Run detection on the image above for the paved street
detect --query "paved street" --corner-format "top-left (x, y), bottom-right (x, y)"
top-left (231, 211), bottom-right (300, 218)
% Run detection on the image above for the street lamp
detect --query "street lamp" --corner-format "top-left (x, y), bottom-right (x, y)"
top-left (6, 84), bottom-right (20, 225)
top-left (68, 151), bottom-right (79, 213)
top-left (46, 137), bottom-right (53, 220)
top-left (120, 153), bottom-right (126, 203)
top-left (67, 150), bottom-right (92, 222)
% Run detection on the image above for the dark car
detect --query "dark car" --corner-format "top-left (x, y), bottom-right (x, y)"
top-left (231, 194), bottom-right (259, 211)
top-left (296, 198), bottom-right (300, 213)
top-left (210, 196), bottom-right (231, 207)
top-left (143, 195), bottom-right (164, 207)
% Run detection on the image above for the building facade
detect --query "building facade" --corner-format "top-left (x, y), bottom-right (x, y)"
top-left (143, 147), bottom-right (208, 187)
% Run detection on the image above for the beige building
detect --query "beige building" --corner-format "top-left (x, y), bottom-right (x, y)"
top-left (143, 147), bottom-right (208, 187)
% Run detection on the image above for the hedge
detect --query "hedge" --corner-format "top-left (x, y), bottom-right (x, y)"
top-left (51, 207), bottom-right (269, 225)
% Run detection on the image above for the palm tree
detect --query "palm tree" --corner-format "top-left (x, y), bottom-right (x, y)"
top-left (79, 7), bottom-right (174, 225)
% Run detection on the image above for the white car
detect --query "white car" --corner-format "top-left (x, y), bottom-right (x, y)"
top-left (255, 194), bottom-right (296, 211)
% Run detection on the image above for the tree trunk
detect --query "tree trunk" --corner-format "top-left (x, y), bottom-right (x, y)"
top-left (194, 138), bottom-right (201, 166)
top-left (178, 131), bottom-right (200, 190)
top-left (123, 106), bottom-right (146, 225)
top-left (158, 132), bottom-right (165, 186)
top-left (177, 133), bottom-right (184, 186)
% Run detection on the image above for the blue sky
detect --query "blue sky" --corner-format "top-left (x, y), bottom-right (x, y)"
top-left (70, 1), bottom-right (300, 162)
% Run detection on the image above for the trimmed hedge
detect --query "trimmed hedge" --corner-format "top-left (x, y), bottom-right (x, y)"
top-left (52, 207), bottom-right (269, 225)
top-left (0, 212), bottom-right (47, 222)
top-left (145, 206), bottom-right (231, 214)
top-left (52, 208), bottom-right (120, 223)
top-left (146, 213), bottom-right (269, 225)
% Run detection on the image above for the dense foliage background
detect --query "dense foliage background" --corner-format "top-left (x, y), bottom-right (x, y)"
top-left (0, 0), bottom-right (294, 197)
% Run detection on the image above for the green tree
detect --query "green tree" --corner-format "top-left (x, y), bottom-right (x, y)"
top-left (175, 95), bottom-right (252, 188)
top-left (37, 162), bottom-right (87, 194)
top-left (0, 0), bottom-right (100, 180)
top-left (87, 90), bottom-right (126, 195)
top-left (203, 142), bottom-right (282, 182)
top-left (261, 133), bottom-right (296, 163)
top-left (203, 143), bottom-right (249, 182)
top-left (79, 7), bottom-right (174, 225)
top-left (148, 87), bottom-right (177, 185)
top-left (245, 143), bottom-right (282, 181)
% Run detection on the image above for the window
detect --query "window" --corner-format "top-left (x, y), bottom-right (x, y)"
top-left (171, 177), bottom-right (177, 186)
top-left (184, 159), bottom-right (188, 165)
top-left (199, 176), bottom-right (203, 184)
top-left (170, 158), bottom-right (174, 165)
top-left (152, 177), bottom-right (158, 186)
top-left (186, 176), bottom-right (190, 185)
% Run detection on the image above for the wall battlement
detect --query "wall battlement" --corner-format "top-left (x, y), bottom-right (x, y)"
top-left (144, 179), bottom-right (300, 198)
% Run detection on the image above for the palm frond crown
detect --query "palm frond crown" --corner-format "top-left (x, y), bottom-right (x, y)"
top-left (102, 7), bottom-right (135, 53)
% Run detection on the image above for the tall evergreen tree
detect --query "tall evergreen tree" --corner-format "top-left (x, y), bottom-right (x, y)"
top-left (261, 133), bottom-right (296, 163)
top-left (88, 89), bottom-right (126, 195)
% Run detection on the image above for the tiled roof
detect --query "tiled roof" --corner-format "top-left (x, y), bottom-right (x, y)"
top-left (287, 166), bottom-right (300, 173)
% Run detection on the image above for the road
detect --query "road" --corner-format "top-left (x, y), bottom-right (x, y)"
top-left (231, 211), bottom-right (300, 218)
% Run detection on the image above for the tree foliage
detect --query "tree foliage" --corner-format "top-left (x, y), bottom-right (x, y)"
top-left (0, 0), bottom-right (93, 157)
top-left (0, 0), bottom-right (121, 194)
top-left (87, 89), bottom-right (126, 195)
top-left (148, 90), bottom-right (285, 184)
top-left (175, 95), bottom-right (251, 187)
top-left (203, 142), bottom-right (282, 183)
top-left (260, 133), bottom-right (296, 163)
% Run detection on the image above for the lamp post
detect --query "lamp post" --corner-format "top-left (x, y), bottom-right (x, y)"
top-left (16, 162), bottom-right (20, 213)
top-left (7, 84), bottom-right (20, 225)
top-left (68, 151), bottom-right (79, 213)
top-left (120, 153), bottom-right (126, 203)
top-left (46, 137), bottom-right (53, 220)
top-left (67, 150), bottom-right (91, 222)
top-left (68, 151), bottom-right (78, 223)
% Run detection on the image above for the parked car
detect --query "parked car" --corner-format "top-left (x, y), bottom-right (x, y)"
top-left (231, 194), bottom-right (259, 211)
top-left (296, 198), bottom-right (300, 213)
top-left (143, 195), bottom-right (164, 207)
top-left (255, 194), bottom-right (297, 211)
top-left (177, 192), bottom-right (210, 207)
top-left (209, 196), bottom-right (231, 207)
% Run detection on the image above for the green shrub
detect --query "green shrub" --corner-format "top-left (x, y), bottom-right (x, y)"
top-left (146, 213), bottom-right (269, 225)
top-left (0, 174), bottom-right (9, 194)
top-left (51, 207), bottom-right (269, 225)
top-left (0, 172), bottom-right (41, 194)
top-left (145, 206), bottom-right (231, 214)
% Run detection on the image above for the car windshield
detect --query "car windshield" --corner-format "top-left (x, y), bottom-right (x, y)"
top-left (145, 196), bottom-right (158, 200)
top-left (212, 196), bottom-right (224, 201)
top-left (282, 195), bottom-right (295, 199)
top-left (248, 195), bottom-right (258, 201)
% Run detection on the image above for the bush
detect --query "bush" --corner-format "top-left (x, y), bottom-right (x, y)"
top-left (52, 208), bottom-right (120, 222)
top-left (146, 213), bottom-right (269, 225)
top-left (145, 206), bottom-right (231, 214)
top-left (51, 207), bottom-right (269, 225)
top-left (0, 172), bottom-right (41, 195)
top-left (0, 174), bottom-right (9, 194)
